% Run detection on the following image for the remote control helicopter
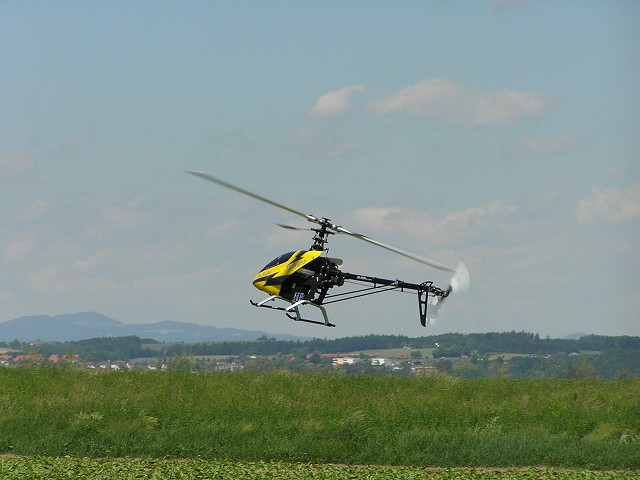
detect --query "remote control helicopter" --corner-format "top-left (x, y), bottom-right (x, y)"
top-left (188, 171), bottom-right (469, 328)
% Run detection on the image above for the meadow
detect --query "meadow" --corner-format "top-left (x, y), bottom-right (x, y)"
top-left (0, 368), bottom-right (638, 473)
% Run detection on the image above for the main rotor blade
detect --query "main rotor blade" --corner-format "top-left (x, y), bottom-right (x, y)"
top-left (188, 171), bottom-right (461, 274)
top-left (187, 171), bottom-right (315, 222)
top-left (276, 224), bottom-right (314, 232)
top-left (334, 226), bottom-right (457, 272)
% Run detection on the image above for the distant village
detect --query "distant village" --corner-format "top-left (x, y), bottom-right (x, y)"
top-left (0, 343), bottom-right (598, 379)
top-left (1, 332), bottom-right (638, 379)
top-left (0, 345), bottom-right (443, 376)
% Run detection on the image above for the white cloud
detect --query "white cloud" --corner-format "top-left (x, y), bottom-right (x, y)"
top-left (575, 183), bottom-right (640, 224)
top-left (73, 249), bottom-right (111, 272)
top-left (369, 79), bottom-right (462, 116)
top-left (308, 84), bottom-right (367, 118)
top-left (347, 202), bottom-right (516, 246)
top-left (468, 90), bottom-right (551, 127)
top-left (0, 150), bottom-right (34, 175)
top-left (368, 79), bottom-right (552, 128)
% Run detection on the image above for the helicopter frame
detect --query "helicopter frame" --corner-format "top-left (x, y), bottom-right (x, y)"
top-left (187, 171), bottom-right (468, 328)
top-left (250, 268), bottom-right (450, 327)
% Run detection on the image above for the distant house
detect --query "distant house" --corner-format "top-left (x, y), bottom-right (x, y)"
top-left (370, 358), bottom-right (387, 366)
top-left (14, 354), bottom-right (45, 364)
top-left (319, 353), bottom-right (339, 359)
top-left (333, 357), bottom-right (359, 366)
top-left (413, 365), bottom-right (438, 376)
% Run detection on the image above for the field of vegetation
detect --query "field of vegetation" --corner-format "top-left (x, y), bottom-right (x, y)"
top-left (0, 456), bottom-right (637, 480)
top-left (1, 368), bottom-right (638, 473)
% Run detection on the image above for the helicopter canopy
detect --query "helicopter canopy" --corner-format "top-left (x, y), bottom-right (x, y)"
top-left (261, 251), bottom-right (297, 271)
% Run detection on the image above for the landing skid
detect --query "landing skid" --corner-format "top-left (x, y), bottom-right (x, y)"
top-left (250, 295), bottom-right (335, 327)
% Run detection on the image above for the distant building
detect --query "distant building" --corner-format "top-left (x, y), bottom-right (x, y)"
top-left (413, 365), bottom-right (438, 376)
top-left (370, 358), bottom-right (387, 366)
top-left (333, 357), bottom-right (359, 366)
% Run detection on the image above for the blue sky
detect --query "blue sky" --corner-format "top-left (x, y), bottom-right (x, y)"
top-left (2, 1), bottom-right (639, 339)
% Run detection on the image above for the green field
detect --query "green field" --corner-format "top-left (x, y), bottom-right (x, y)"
top-left (0, 368), bottom-right (638, 472)
top-left (0, 456), bottom-right (636, 480)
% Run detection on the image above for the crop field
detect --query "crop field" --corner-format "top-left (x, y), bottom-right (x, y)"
top-left (0, 456), bottom-right (638, 480)
top-left (0, 368), bottom-right (638, 477)
top-left (0, 456), bottom-right (637, 480)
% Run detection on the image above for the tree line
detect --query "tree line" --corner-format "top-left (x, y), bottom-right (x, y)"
top-left (2, 331), bottom-right (639, 362)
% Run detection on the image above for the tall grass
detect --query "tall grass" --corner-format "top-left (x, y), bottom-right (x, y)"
top-left (0, 368), bottom-right (638, 468)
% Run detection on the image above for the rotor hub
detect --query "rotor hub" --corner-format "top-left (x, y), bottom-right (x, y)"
top-left (311, 218), bottom-right (335, 251)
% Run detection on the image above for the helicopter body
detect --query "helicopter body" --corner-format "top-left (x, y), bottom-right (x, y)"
top-left (188, 171), bottom-right (468, 328)
top-left (253, 250), bottom-right (329, 297)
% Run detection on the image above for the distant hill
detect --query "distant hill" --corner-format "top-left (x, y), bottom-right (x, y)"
top-left (0, 312), bottom-right (307, 343)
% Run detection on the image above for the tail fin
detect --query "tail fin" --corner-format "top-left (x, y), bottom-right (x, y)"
top-left (418, 263), bottom-right (469, 326)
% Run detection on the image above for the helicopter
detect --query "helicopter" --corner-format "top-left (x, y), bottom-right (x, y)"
top-left (188, 171), bottom-right (469, 328)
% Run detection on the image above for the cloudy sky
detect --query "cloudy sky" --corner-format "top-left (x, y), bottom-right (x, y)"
top-left (2, 2), bottom-right (639, 339)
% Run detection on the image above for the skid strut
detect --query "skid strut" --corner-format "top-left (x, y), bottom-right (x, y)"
top-left (250, 296), bottom-right (335, 327)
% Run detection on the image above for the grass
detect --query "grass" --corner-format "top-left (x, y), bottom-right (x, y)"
top-left (0, 368), bottom-right (638, 469)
